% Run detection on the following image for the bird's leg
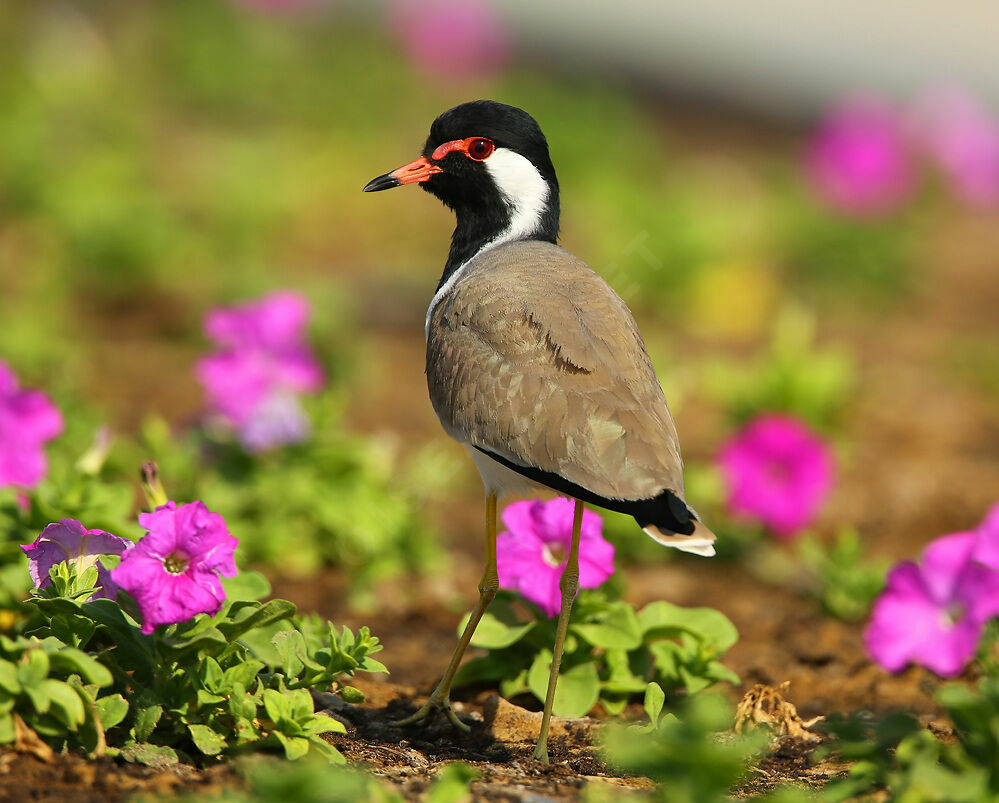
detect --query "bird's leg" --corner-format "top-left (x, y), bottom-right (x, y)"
top-left (392, 492), bottom-right (499, 732)
top-left (533, 498), bottom-right (584, 764)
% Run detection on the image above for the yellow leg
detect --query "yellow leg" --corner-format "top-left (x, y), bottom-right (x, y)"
top-left (533, 498), bottom-right (583, 763)
top-left (393, 492), bottom-right (499, 732)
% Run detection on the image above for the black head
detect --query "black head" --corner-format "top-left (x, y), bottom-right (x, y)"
top-left (364, 100), bottom-right (560, 279)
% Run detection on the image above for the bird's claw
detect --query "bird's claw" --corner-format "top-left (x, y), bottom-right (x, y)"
top-left (391, 696), bottom-right (471, 733)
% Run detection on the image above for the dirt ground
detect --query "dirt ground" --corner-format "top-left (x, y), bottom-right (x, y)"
top-left (4, 116), bottom-right (999, 800)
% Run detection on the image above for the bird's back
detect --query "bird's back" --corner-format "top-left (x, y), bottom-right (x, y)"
top-left (426, 240), bottom-right (685, 503)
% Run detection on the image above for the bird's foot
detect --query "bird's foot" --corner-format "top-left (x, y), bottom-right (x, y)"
top-left (391, 694), bottom-right (471, 733)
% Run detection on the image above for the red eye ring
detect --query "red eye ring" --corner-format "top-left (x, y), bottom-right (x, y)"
top-left (431, 137), bottom-right (496, 162)
top-left (466, 137), bottom-right (494, 161)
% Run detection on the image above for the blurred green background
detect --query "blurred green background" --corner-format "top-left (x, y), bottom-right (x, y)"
top-left (1, 0), bottom-right (998, 577)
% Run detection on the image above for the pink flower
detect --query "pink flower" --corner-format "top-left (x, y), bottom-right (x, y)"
top-left (21, 519), bottom-right (130, 600)
top-left (0, 360), bottom-right (64, 490)
top-left (804, 95), bottom-right (915, 217)
top-left (718, 414), bottom-right (834, 540)
top-left (111, 501), bottom-right (238, 635)
top-left (388, 0), bottom-right (510, 81)
top-left (496, 498), bottom-right (615, 618)
top-left (864, 510), bottom-right (999, 677)
top-left (909, 86), bottom-right (999, 208)
top-left (195, 292), bottom-right (324, 452)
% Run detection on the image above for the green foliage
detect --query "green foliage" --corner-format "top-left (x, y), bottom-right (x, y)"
top-left (0, 631), bottom-right (117, 754)
top-left (140, 400), bottom-right (447, 605)
top-left (18, 563), bottom-right (386, 765)
top-left (797, 529), bottom-right (887, 621)
top-left (168, 755), bottom-right (477, 803)
top-left (701, 304), bottom-right (855, 431)
top-left (454, 590), bottom-right (739, 718)
top-left (601, 692), bottom-right (769, 802)
top-left (820, 676), bottom-right (999, 801)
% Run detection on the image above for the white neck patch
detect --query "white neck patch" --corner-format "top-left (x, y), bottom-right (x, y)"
top-left (425, 148), bottom-right (550, 338)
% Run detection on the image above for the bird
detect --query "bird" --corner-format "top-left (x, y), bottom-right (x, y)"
top-left (363, 99), bottom-right (715, 763)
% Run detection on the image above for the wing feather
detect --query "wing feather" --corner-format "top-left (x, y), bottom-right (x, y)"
top-left (426, 240), bottom-right (685, 502)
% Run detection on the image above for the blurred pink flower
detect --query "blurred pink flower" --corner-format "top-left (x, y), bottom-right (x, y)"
top-left (389, 0), bottom-right (510, 80)
top-left (718, 414), bottom-right (834, 539)
top-left (21, 519), bottom-right (130, 601)
top-left (111, 501), bottom-right (238, 635)
top-left (196, 292), bottom-right (324, 452)
top-left (864, 511), bottom-right (999, 677)
top-left (0, 360), bottom-right (63, 490)
top-left (805, 95), bottom-right (915, 217)
top-left (496, 498), bottom-right (614, 618)
top-left (909, 86), bottom-right (999, 208)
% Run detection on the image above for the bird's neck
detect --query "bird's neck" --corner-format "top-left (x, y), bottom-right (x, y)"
top-left (437, 181), bottom-right (560, 292)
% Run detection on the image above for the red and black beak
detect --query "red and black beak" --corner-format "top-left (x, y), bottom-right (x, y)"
top-left (363, 156), bottom-right (443, 192)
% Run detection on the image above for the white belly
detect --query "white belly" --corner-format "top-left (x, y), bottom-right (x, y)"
top-left (466, 446), bottom-right (555, 501)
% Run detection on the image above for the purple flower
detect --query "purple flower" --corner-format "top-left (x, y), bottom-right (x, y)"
top-left (111, 501), bottom-right (238, 635)
top-left (0, 360), bottom-right (64, 490)
top-left (496, 498), bottom-right (615, 618)
top-left (864, 524), bottom-right (999, 677)
top-left (909, 86), bottom-right (999, 208)
top-left (804, 95), bottom-right (915, 217)
top-left (21, 519), bottom-right (130, 600)
top-left (195, 292), bottom-right (323, 452)
top-left (718, 414), bottom-right (834, 540)
top-left (388, 0), bottom-right (510, 81)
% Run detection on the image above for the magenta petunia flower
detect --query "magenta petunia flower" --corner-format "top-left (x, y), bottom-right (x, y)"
top-left (111, 501), bottom-right (238, 635)
top-left (0, 360), bottom-right (64, 490)
top-left (496, 498), bottom-right (615, 618)
top-left (21, 519), bottom-right (130, 600)
top-left (909, 86), bottom-right (999, 208)
top-left (195, 292), bottom-right (323, 452)
top-left (804, 95), bottom-right (915, 217)
top-left (388, 0), bottom-right (511, 81)
top-left (864, 526), bottom-right (999, 677)
top-left (718, 414), bottom-right (834, 540)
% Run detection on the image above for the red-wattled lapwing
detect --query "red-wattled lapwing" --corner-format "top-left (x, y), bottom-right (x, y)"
top-left (364, 100), bottom-right (715, 763)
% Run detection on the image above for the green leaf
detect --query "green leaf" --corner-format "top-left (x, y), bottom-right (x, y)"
top-left (0, 660), bottom-right (20, 694)
top-left (95, 694), bottom-right (129, 730)
top-left (118, 740), bottom-right (179, 768)
top-left (287, 688), bottom-right (314, 721)
top-left (263, 688), bottom-right (290, 724)
top-left (273, 731), bottom-right (310, 760)
top-left (306, 713), bottom-right (346, 736)
top-left (340, 686), bottom-right (365, 704)
top-left (527, 652), bottom-right (600, 719)
top-left (427, 762), bottom-right (479, 803)
top-left (17, 648), bottom-right (50, 688)
top-left (222, 571), bottom-right (271, 602)
top-left (571, 602), bottom-right (642, 650)
top-left (40, 679), bottom-right (86, 729)
top-left (465, 602), bottom-right (536, 650)
top-left (199, 657), bottom-right (224, 693)
top-left (0, 713), bottom-right (14, 744)
top-left (158, 627), bottom-right (228, 662)
top-left (133, 704), bottom-right (163, 742)
top-left (643, 682), bottom-right (665, 727)
top-left (49, 647), bottom-right (113, 687)
top-left (188, 723), bottom-right (228, 756)
top-left (639, 601), bottom-right (738, 651)
top-left (222, 659), bottom-right (265, 690)
top-left (217, 599), bottom-right (297, 642)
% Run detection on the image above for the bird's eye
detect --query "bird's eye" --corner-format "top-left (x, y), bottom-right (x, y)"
top-left (466, 138), bottom-right (494, 161)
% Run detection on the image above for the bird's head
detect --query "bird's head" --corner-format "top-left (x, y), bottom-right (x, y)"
top-left (364, 100), bottom-right (560, 253)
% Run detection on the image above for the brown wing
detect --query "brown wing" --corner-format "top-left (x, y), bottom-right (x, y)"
top-left (426, 240), bottom-right (685, 502)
